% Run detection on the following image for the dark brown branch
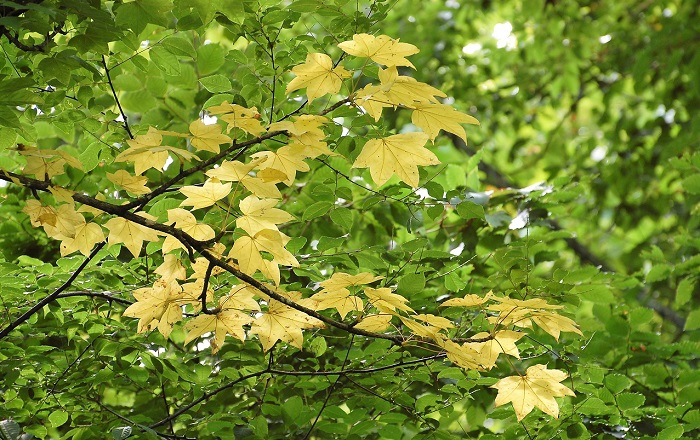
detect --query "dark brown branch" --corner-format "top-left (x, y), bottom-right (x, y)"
top-left (102, 55), bottom-right (134, 139)
top-left (0, 242), bottom-right (105, 340)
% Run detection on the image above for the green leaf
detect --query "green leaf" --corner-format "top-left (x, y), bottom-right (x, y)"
top-left (48, 410), bottom-right (68, 428)
top-left (150, 46), bottom-right (181, 75)
top-left (675, 277), bottom-right (694, 308)
top-left (682, 174), bottom-right (700, 195)
top-left (0, 419), bottom-right (21, 440)
top-left (329, 208), bottom-right (353, 230)
top-left (199, 74), bottom-right (232, 93)
top-left (161, 36), bottom-right (196, 58)
top-left (397, 273), bottom-right (426, 295)
top-left (617, 392), bottom-right (645, 410)
top-left (112, 426), bottom-right (133, 440)
top-left (302, 201), bottom-right (333, 221)
top-left (196, 44), bottom-right (226, 76)
top-left (657, 425), bottom-right (684, 439)
top-left (684, 309), bottom-right (700, 331)
top-left (455, 201), bottom-right (485, 220)
top-left (250, 415), bottom-right (268, 438)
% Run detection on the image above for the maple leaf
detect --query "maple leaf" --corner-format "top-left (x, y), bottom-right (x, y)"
top-left (399, 316), bottom-right (443, 341)
top-left (354, 84), bottom-right (393, 121)
top-left (411, 103), bottom-right (480, 142)
top-left (184, 308), bottom-right (254, 353)
top-left (352, 132), bottom-right (439, 188)
top-left (249, 291), bottom-right (324, 351)
top-left (43, 204), bottom-right (85, 240)
top-left (319, 272), bottom-right (384, 292)
top-left (252, 146), bottom-right (310, 185)
top-left (107, 169), bottom-right (151, 195)
top-left (236, 195), bottom-right (295, 235)
top-left (354, 314), bottom-right (393, 332)
top-left (179, 178), bottom-right (232, 210)
top-left (338, 34), bottom-right (419, 68)
top-left (229, 229), bottom-right (299, 285)
top-left (441, 291), bottom-right (494, 308)
top-left (441, 339), bottom-right (495, 371)
top-left (205, 159), bottom-right (282, 199)
top-left (224, 285), bottom-right (261, 312)
top-left (469, 330), bottom-right (524, 368)
top-left (530, 311), bottom-right (584, 341)
top-left (310, 288), bottom-right (363, 319)
top-left (114, 128), bottom-right (170, 175)
top-left (207, 102), bottom-right (265, 135)
top-left (123, 279), bottom-right (187, 338)
top-left (166, 208), bottom-right (216, 241)
top-left (104, 214), bottom-right (161, 257)
top-left (378, 66), bottom-right (447, 106)
top-left (59, 222), bottom-right (105, 256)
top-left (364, 287), bottom-right (414, 314)
top-left (154, 254), bottom-right (187, 282)
top-left (486, 296), bottom-right (582, 340)
top-left (49, 186), bottom-right (75, 204)
top-left (286, 53), bottom-right (351, 103)
top-left (491, 364), bottom-right (575, 421)
top-left (189, 119), bottom-right (231, 153)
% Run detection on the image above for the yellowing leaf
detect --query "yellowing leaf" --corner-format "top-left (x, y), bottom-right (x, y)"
top-left (123, 279), bottom-right (187, 338)
top-left (208, 102), bottom-right (264, 135)
top-left (364, 287), bottom-right (414, 314)
top-left (468, 330), bottom-right (524, 368)
top-left (252, 146), bottom-right (310, 185)
top-left (286, 53), bottom-right (350, 103)
top-left (379, 66), bottom-right (446, 105)
top-left (442, 339), bottom-right (494, 371)
top-left (184, 309), bottom-right (253, 352)
top-left (59, 222), bottom-right (104, 256)
top-left (49, 186), bottom-right (75, 204)
top-left (114, 128), bottom-right (170, 175)
top-left (229, 229), bottom-right (298, 285)
top-left (338, 34), bottom-right (419, 68)
top-left (236, 195), bottom-right (294, 235)
top-left (411, 103), bottom-right (479, 142)
top-left (206, 159), bottom-right (282, 199)
top-left (44, 204), bottom-right (85, 239)
top-left (223, 285), bottom-right (261, 312)
top-left (189, 119), bottom-right (231, 153)
top-left (319, 272), bottom-right (384, 292)
top-left (249, 291), bottom-right (324, 351)
top-left (23, 155), bottom-right (66, 179)
top-left (179, 178), bottom-right (232, 210)
top-left (400, 316), bottom-right (443, 341)
top-left (310, 288), bottom-right (363, 319)
top-left (530, 311), bottom-right (583, 341)
top-left (154, 254), bottom-right (187, 282)
top-left (352, 132), bottom-right (439, 188)
top-left (104, 215), bottom-right (161, 258)
top-left (441, 292), bottom-right (494, 308)
top-left (107, 169), bottom-right (151, 195)
top-left (491, 364), bottom-right (575, 421)
top-left (354, 84), bottom-right (393, 121)
top-left (166, 208), bottom-right (216, 241)
top-left (411, 314), bottom-right (454, 329)
top-left (354, 314), bottom-right (393, 332)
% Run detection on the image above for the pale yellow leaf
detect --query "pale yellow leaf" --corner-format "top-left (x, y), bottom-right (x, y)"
top-left (179, 178), bottom-right (232, 210)
top-left (364, 287), bottom-right (414, 314)
top-left (249, 291), bottom-right (324, 351)
top-left (352, 132), bottom-right (439, 188)
top-left (354, 314), bottom-right (393, 332)
top-left (310, 288), bottom-right (363, 320)
top-left (319, 272), bottom-right (384, 292)
top-left (252, 146), bottom-right (310, 185)
top-left (236, 195), bottom-right (294, 235)
top-left (154, 254), bottom-right (187, 282)
top-left (285, 53), bottom-right (351, 103)
top-left (411, 103), bottom-right (479, 142)
top-left (189, 119), bottom-right (231, 153)
top-left (107, 169), bottom-right (151, 195)
top-left (491, 364), bottom-right (575, 421)
top-left (59, 222), bottom-right (104, 256)
top-left (379, 66), bottom-right (446, 105)
top-left (104, 215), bottom-right (161, 258)
top-left (338, 34), bottom-right (419, 68)
top-left (441, 292), bottom-right (494, 308)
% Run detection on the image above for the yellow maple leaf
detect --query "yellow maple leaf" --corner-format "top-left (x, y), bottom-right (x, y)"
top-left (411, 103), bottom-right (479, 142)
top-left (236, 195), bottom-right (294, 235)
top-left (441, 339), bottom-right (494, 371)
top-left (378, 66), bottom-right (446, 107)
top-left (469, 330), bottom-right (524, 368)
top-left (354, 314), bottom-right (393, 332)
top-left (411, 314), bottom-right (455, 329)
top-left (354, 84), bottom-right (393, 121)
top-left (249, 291), bottom-right (324, 351)
top-left (23, 155), bottom-right (66, 179)
top-left (440, 291), bottom-right (494, 308)
top-left (252, 146), bottom-right (310, 185)
top-left (310, 288), bottom-right (363, 320)
top-left (491, 364), bottom-right (575, 421)
top-left (44, 204), bottom-right (85, 240)
top-left (49, 186), bottom-right (75, 204)
top-left (338, 34), bottom-right (419, 68)
top-left (399, 316), bottom-right (444, 341)
top-left (364, 287), bottom-right (414, 314)
top-left (207, 102), bottom-right (265, 135)
top-left (154, 254), bottom-right (187, 282)
top-left (104, 214), bottom-right (161, 257)
top-left (179, 178), bottom-right (232, 210)
top-left (59, 222), bottom-right (105, 256)
top-left (123, 279), bottom-right (188, 338)
top-left (229, 229), bottom-right (298, 285)
top-left (285, 53), bottom-right (351, 103)
top-left (224, 285), bottom-right (261, 312)
top-left (189, 119), bottom-right (231, 153)
top-left (107, 169), bottom-right (151, 195)
top-left (530, 311), bottom-right (584, 341)
top-left (166, 208), bottom-right (216, 240)
top-left (352, 132), bottom-right (439, 188)
top-left (319, 272), bottom-right (384, 292)
top-left (114, 128), bottom-right (170, 175)
top-left (184, 308), bottom-right (254, 353)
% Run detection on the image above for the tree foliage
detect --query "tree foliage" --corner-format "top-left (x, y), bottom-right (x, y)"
top-left (0, 1), bottom-right (698, 439)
